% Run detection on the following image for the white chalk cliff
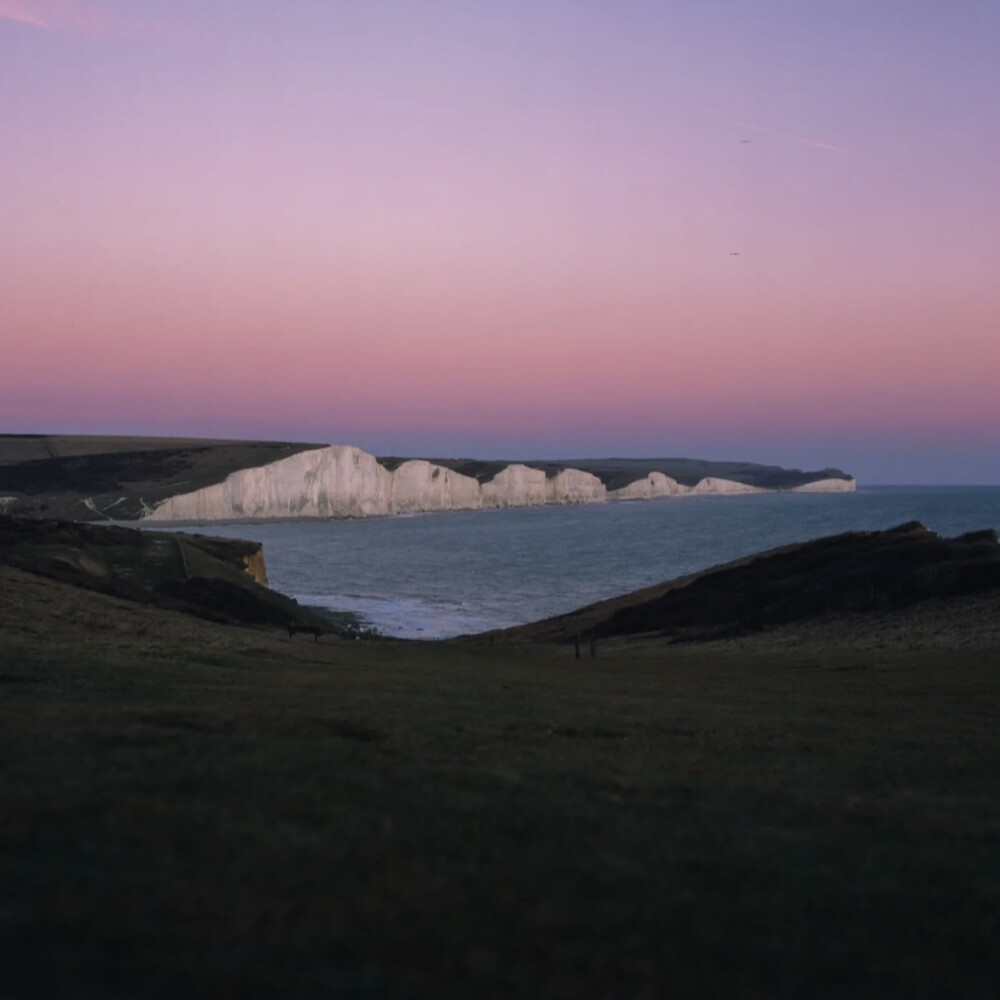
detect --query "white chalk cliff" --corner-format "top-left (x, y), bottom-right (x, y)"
top-left (790, 477), bottom-right (857, 493)
top-left (545, 468), bottom-right (607, 504)
top-left (144, 445), bottom-right (856, 522)
top-left (607, 472), bottom-right (686, 500)
top-left (389, 460), bottom-right (482, 513)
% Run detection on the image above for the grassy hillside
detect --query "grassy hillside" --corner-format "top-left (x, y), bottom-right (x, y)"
top-left (490, 521), bottom-right (1000, 644)
top-left (1, 557), bottom-right (999, 997)
top-left (0, 517), bottom-right (324, 629)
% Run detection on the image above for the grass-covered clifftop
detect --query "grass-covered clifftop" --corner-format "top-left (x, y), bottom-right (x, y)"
top-left (0, 516), bottom-right (323, 629)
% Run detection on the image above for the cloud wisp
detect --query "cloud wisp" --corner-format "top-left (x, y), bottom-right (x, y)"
top-left (0, 0), bottom-right (161, 41)
top-left (733, 121), bottom-right (849, 155)
top-left (0, 1), bottom-right (49, 28)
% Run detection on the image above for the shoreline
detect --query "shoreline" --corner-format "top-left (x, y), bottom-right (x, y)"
top-left (139, 479), bottom-right (856, 526)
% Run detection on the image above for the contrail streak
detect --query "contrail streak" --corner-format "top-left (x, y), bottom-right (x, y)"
top-left (733, 121), bottom-right (849, 155)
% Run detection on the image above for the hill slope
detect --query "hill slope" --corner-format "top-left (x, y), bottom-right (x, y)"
top-left (0, 516), bottom-right (324, 630)
top-left (489, 522), bottom-right (1000, 644)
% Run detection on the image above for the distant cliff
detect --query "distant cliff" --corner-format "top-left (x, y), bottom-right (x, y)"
top-left (0, 434), bottom-right (855, 522)
top-left (145, 445), bottom-right (856, 522)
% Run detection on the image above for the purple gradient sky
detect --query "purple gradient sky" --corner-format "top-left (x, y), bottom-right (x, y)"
top-left (2, 1), bottom-right (998, 483)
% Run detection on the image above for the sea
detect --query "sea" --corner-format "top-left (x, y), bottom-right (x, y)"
top-left (158, 486), bottom-right (1000, 639)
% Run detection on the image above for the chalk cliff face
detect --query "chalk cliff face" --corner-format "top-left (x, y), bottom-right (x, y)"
top-left (545, 469), bottom-right (607, 504)
top-left (479, 466), bottom-right (606, 507)
top-left (144, 445), bottom-right (855, 522)
top-left (148, 446), bottom-right (394, 521)
top-left (482, 464), bottom-right (548, 508)
top-left (607, 474), bottom-right (769, 499)
top-left (689, 477), bottom-right (768, 495)
top-left (390, 460), bottom-right (482, 513)
top-left (608, 472), bottom-right (686, 500)
top-left (791, 477), bottom-right (858, 493)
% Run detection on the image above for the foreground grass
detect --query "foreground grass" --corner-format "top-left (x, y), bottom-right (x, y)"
top-left (2, 611), bottom-right (999, 998)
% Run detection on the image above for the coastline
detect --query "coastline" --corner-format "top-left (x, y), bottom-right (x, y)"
top-left (142, 445), bottom-right (857, 523)
top-left (137, 483), bottom-right (853, 528)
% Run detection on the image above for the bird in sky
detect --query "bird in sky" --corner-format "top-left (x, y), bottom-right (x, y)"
top-left (739, 139), bottom-right (752, 144)
top-left (730, 252), bottom-right (742, 256)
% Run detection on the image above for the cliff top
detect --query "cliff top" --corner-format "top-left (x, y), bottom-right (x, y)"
top-left (0, 516), bottom-right (323, 629)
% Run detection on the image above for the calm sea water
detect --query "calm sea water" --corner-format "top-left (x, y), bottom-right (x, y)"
top-left (165, 487), bottom-right (1000, 638)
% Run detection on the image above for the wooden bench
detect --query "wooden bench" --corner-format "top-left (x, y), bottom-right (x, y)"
top-left (287, 623), bottom-right (323, 642)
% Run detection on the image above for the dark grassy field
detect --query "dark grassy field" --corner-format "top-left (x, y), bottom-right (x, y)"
top-left (2, 566), bottom-right (999, 998)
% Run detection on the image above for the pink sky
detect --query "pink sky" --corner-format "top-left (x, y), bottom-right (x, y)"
top-left (2, 1), bottom-right (999, 482)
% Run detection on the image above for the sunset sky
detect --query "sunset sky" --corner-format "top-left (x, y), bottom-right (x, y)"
top-left (2, 1), bottom-right (998, 483)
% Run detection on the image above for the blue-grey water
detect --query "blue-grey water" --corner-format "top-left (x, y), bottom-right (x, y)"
top-left (166, 487), bottom-right (1000, 638)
